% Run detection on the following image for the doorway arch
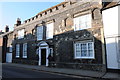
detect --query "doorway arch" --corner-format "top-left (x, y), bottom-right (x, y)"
top-left (38, 41), bottom-right (49, 66)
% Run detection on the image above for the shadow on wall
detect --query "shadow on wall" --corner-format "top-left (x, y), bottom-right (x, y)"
top-left (105, 38), bottom-right (120, 69)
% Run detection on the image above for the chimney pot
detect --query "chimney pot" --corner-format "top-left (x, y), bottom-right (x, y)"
top-left (16, 18), bottom-right (21, 26)
top-left (5, 25), bottom-right (9, 32)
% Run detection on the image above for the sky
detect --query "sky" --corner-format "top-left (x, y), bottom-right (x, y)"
top-left (0, 0), bottom-right (64, 32)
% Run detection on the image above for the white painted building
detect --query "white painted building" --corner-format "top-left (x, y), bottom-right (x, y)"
top-left (102, 5), bottom-right (120, 69)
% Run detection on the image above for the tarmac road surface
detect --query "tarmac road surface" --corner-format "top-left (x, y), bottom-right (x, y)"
top-left (2, 63), bottom-right (93, 80)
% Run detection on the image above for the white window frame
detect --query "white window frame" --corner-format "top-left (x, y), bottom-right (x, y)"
top-left (46, 22), bottom-right (54, 39)
top-left (18, 29), bottom-right (24, 39)
top-left (16, 44), bottom-right (20, 58)
top-left (74, 14), bottom-right (92, 31)
top-left (23, 43), bottom-right (27, 58)
top-left (37, 26), bottom-right (43, 40)
top-left (74, 41), bottom-right (94, 59)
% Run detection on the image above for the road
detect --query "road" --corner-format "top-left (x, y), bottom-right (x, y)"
top-left (2, 64), bottom-right (92, 79)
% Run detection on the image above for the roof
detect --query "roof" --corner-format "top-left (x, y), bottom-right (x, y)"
top-left (37, 2), bottom-right (68, 15)
top-left (102, 2), bottom-right (119, 10)
top-left (0, 31), bottom-right (13, 38)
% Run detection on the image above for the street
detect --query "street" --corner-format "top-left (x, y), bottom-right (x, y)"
top-left (2, 64), bottom-right (93, 79)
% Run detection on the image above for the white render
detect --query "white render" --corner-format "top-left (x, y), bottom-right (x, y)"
top-left (6, 53), bottom-right (12, 63)
top-left (102, 6), bottom-right (120, 69)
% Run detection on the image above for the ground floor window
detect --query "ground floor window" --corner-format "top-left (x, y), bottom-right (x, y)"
top-left (74, 41), bottom-right (94, 59)
top-left (23, 43), bottom-right (27, 58)
top-left (16, 44), bottom-right (20, 58)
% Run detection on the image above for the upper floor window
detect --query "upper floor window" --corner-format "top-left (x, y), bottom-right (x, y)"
top-left (37, 26), bottom-right (43, 40)
top-left (23, 43), bottom-right (27, 58)
top-left (74, 14), bottom-right (91, 31)
top-left (18, 29), bottom-right (24, 39)
top-left (46, 23), bottom-right (54, 39)
top-left (16, 44), bottom-right (20, 58)
top-left (74, 41), bottom-right (94, 59)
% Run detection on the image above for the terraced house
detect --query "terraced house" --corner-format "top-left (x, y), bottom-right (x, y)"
top-left (11, 0), bottom-right (120, 72)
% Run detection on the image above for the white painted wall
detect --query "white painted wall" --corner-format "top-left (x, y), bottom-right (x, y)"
top-left (6, 53), bottom-right (12, 63)
top-left (102, 6), bottom-right (119, 37)
top-left (102, 6), bottom-right (120, 69)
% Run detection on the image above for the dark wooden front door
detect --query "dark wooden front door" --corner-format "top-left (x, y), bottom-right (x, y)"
top-left (41, 49), bottom-right (46, 65)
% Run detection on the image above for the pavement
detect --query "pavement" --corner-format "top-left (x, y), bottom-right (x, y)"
top-left (2, 63), bottom-right (120, 79)
top-left (0, 63), bottom-right (2, 80)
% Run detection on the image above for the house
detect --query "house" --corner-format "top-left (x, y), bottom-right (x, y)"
top-left (0, 26), bottom-right (13, 63)
top-left (12, 0), bottom-right (107, 72)
top-left (102, 2), bottom-right (120, 70)
top-left (11, 0), bottom-right (120, 72)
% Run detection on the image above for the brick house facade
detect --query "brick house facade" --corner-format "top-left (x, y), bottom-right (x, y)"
top-left (11, 1), bottom-right (119, 71)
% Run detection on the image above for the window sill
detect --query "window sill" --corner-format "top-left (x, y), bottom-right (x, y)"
top-left (15, 56), bottom-right (20, 58)
top-left (74, 27), bottom-right (92, 31)
top-left (22, 56), bottom-right (27, 58)
top-left (46, 38), bottom-right (53, 40)
top-left (37, 39), bottom-right (43, 41)
top-left (74, 57), bottom-right (95, 59)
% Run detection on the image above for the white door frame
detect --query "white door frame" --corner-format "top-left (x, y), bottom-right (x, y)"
top-left (38, 46), bottom-right (49, 66)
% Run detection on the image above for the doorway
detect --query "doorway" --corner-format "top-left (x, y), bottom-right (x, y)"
top-left (41, 49), bottom-right (46, 65)
top-left (38, 41), bottom-right (49, 66)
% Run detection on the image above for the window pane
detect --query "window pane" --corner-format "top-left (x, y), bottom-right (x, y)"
top-left (16, 44), bottom-right (20, 57)
top-left (18, 29), bottom-right (24, 39)
top-left (74, 14), bottom-right (91, 31)
top-left (74, 17), bottom-right (79, 31)
top-left (23, 43), bottom-right (27, 58)
top-left (74, 42), bottom-right (94, 59)
top-left (88, 43), bottom-right (92, 50)
top-left (81, 43), bottom-right (87, 57)
top-left (81, 50), bottom-right (87, 57)
top-left (37, 26), bottom-right (43, 40)
top-left (88, 42), bottom-right (94, 57)
top-left (88, 50), bottom-right (93, 57)
top-left (75, 43), bottom-right (81, 57)
top-left (46, 23), bottom-right (54, 39)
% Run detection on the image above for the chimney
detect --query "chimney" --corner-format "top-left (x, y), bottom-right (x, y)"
top-left (0, 30), bottom-right (3, 34)
top-left (5, 25), bottom-right (9, 32)
top-left (16, 18), bottom-right (21, 26)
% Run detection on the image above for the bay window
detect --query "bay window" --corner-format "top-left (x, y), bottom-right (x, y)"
top-left (74, 41), bottom-right (94, 59)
